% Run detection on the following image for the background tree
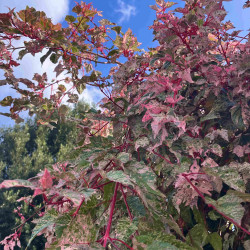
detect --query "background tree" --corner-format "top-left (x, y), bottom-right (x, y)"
top-left (0, 100), bottom-right (91, 248)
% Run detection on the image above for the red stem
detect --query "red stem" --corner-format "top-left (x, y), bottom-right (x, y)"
top-left (102, 183), bottom-right (119, 247)
top-left (99, 87), bottom-right (124, 111)
top-left (94, 181), bottom-right (113, 189)
top-left (91, 122), bottom-right (109, 136)
top-left (82, 176), bottom-right (89, 187)
top-left (152, 149), bottom-right (173, 164)
top-left (72, 197), bottom-right (85, 217)
top-left (110, 238), bottom-right (134, 250)
top-left (137, 149), bottom-right (140, 162)
top-left (68, 15), bottom-right (85, 39)
top-left (183, 172), bottom-right (206, 177)
top-left (109, 239), bottom-right (120, 249)
top-left (182, 174), bottom-right (250, 235)
top-left (121, 185), bottom-right (133, 221)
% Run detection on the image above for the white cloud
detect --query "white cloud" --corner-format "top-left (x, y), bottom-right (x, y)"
top-left (115, 0), bottom-right (136, 23)
top-left (0, 0), bottom-right (70, 93)
top-left (0, 0), bottom-right (70, 124)
top-left (0, 0), bottom-right (69, 23)
top-left (79, 86), bottom-right (104, 105)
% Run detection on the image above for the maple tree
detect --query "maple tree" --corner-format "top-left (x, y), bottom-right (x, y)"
top-left (0, 0), bottom-right (250, 249)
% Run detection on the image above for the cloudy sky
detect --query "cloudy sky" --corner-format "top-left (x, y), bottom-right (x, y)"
top-left (0, 0), bottom-right (249, 126)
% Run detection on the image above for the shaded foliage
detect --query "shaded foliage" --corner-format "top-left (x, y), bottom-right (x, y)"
top-left (0, 101), bottom-right (90, 248)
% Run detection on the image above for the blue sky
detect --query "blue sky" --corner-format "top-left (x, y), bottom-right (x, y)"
top-left (0, 0), bottom-right (249, 127)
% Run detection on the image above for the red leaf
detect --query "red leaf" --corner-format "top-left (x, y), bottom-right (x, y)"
top-left (9, 60), bottom-right (20, 67)
top-left (40, 169), bottom-right (53, 190)
top-left (178, 68), bottom-right (194, 83)
top-left (34, 188), bottom-right (43, 197)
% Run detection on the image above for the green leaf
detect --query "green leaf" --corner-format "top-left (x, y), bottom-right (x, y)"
top-left (0, 112), bottom-right (11, 117)
top-left (65, 15), bottom-right (76, 22)
top-left (60, 188), bottom-right (96, 205)
top-left (127, 196), bottom-right (146, 217)
top-left (27, 213), bottom-right (56, 248)
top-left (0, 96), bottom-right (13, 106)
top-left (106, 170), bottom-right (133, 186)
top-left (58, 84), bottom-right (66, 93)
top-left (147, 241), bottom-right (179, 250)
top-left (72, 5), bottom-right (81, 14)
top-left (103, 182), bottom-right (115, 202)
top-left (99, 19), bottom-right (115, 25)
top-left (76, 82), bottom-right (86, 94)
top-left (214, 54), bottom-right (224, 62)
top-left (84, 63), bottom-right (93, 73)
top-left (0, 179), bottom-right (35, 189)
top-left (135, 136), bottom-right (149, 150)
top-left (208, 210), bottom-right (221, 220)
top-left (230, 105), bottom-right (246, 130)
top-left (164, 215), bottom-right (185, 240)
top-left (89, 135), bottom-right (113, 149)
top-left (0, 80), bottom-right (7, 86)
top-left (117, 152), bottom-right (130, 163)
top-left (84, 9), bottom-right (96, 17)
top-left (57, 213), bottom-right (97, 246)
top-left (80, 188), bottom-right (97, 201)
top-left (206, 192), bottom-right (244, 224)
top-left (54, 213), bottom-right (71, 238)
top-left (200, 108), bottom-right (220, 122)
top-left (197, 19), bottom-right (204, 27)
top-left (40, 49), bottom-right (53, 65)
top-left (116, 218), bottom-right (138, 242)
top-left (186, 224), bottom-right (208, 248)
top-left (50, 53), bottom-right (59, 64)
top-left (210, 143), bottom-right (223, 157)
top-left (71, 46), bottom-right (78, 53)
top-left (208, 232), bottom-right (222, 250)
top-left (18, 49), bottom-right (28, 60)
top-left (111, 26), bottom-right (122, 34)
top-left (227, 190), bottom-right (250, 202)
top-left (126, 161), bottom-right (164, 197)
top-left (163, 61), bottom-right (171, 69)
top-left (59, 105), bottom-right (69, 115)
top-left (136, 233), bottom-right (192, 250)
top-left (204, 165), bottom-right (245, 192)
top-left (223, 233), bottom-right (235, 250)
top-left (193, 207), bottom-right (205, 226)
top-left (243, 240), bottom-right (250, 250)
top-left (108, 49), bottom-right (119, 57)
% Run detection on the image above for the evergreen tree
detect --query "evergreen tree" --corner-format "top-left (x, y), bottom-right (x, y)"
top-left (0, 100), bottom-right (91, 248)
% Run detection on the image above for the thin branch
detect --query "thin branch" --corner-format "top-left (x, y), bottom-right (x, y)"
top-left (110, 238), bottom-right (134, 250)
top-left (94, 181), bottom-right (113, 189)
top-left (152, 149), bottom-right (173, 164)
top-left (102, 183), bottom-right (119, 247)
top-left (182, 173), bottom-right (250, 236)
top-left (121, 185), bottom-right (133, 221)
top-left (72, 197), bottom-right (85, 217)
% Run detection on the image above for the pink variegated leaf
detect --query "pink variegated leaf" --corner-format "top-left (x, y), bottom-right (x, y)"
top-left (151, 119), bottom-right (162, 138)
top-left (233, 144), bottom-right (250, 158)
top-left (190, 160), bottom-right (200, 173)
top-left (165, 95), bottom-right (184, 105)
top-left (201, 157), bottom-right (219, 168)
top-left (34, 188), bottom-right (43, 197)
top-left (0, 179), bottom-right (35, 189)
top-left (40, 169), bottom-right (53, 190)
top-left (178, 68), bottom-right (194, 83)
